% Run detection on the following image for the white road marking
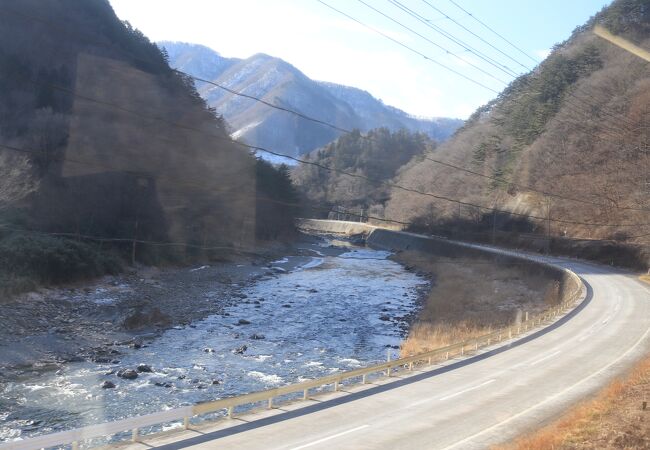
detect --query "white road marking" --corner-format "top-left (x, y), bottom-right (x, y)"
top-left (440, 318), bottom-right (650, 450)
top-left (528, 350), bottom-right (561, 367)
top-left (289, 425), bottom-right (370, 450)
top-left (437, 379), bottom-right (496, 401)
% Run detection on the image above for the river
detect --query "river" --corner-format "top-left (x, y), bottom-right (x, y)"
top-left (0, 239), bottom-right (428, 444)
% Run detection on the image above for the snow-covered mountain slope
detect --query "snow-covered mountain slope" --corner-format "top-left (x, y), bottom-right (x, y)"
top-left (160, 41), bottom-right (463, 158)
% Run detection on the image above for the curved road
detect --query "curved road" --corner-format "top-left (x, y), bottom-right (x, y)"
top-left (124, 251), bottom-right (650, 450)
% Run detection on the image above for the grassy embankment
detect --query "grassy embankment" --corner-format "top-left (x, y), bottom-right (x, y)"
top-left (394, 250), bottom-right (561, 357)
top-left (495, 356), bottom-right (650, 449)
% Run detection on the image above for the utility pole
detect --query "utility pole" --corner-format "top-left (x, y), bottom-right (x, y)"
top-left (546, 198), bottom-right (552, 254)
top-left (131, 218), bottom-right (139, 266)
top-left (491, 195), bottom-right (500, 245)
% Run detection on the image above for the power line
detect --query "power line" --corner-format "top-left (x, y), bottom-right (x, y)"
top-left (3, 2), bottom-right (639, 149)
top-left (0, 142), bottom-right (409, 228)
top-left (317, 1), bottom-right (640, 149)
top-left (2, 6), bottom-right (648, 230)
top-left (2, 3), bottom-right (642, 212)
top-left (355, 0), bottom-right (509, 85)
top-left (6, 222), bottom-right (644, 262)
top-left (424, 1), bottom-right (639, 130)
top-left (421, 154), bottom-right (650, 212)
top-left (7, 77), bottom-right (650, 230)
top-left (386, 0), bottom-right (520, 78)
top-left (314, 0), bottom-right (500, 93)
top-left (320, 2), bottom-right (647, 209)
top-left (445, 0), bottom-right (540, 65)
top-left (1, 139), bottom-right (646, 245)
top-left (419, 0), bottom-right (530, 72)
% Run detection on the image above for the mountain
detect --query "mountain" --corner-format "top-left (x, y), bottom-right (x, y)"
top-left (382, 0), bottom-right (650, 250)
top-left (0, 0), bottom-right (299, 291)
top-left (159, 41), bottom-right (463, 158)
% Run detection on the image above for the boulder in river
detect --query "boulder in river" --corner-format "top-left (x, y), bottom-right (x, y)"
top-left (237, 319), bottom-right (251, 325)
top-left (116, 369), bottom-right (138, 380)
top-left (101, 381), bottom-right (116, 389)
top-left (233, 345), bottom-right (248, 354)
top-left (250, 334), bottom-right (265, 340)
top-left (136, 364), bottom-right (153, 373)
top-left (92, 357), bottom-right (112, 364)
top-left (203, 348), bottom-right (215, 353)
top-left (122, 307), bottom-right (171, 330)
top-left (379, 315), bottom-right (390, 321)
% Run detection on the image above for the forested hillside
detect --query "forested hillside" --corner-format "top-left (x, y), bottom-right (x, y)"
top-left (0, 0), bottom-right (298, 294)
top-left (292, 128), bottom-right (434, 215)
top-left (161, 41), bottom-right (462, 158)
top-left (379, 0), bottom-right (650, 256)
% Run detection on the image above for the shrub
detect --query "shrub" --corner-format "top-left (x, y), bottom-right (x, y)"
top-left (0, 233), bottom-right (121, 286)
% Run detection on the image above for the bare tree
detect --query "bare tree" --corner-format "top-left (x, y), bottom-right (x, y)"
top-left (0, 149), bottom-right (38, 211)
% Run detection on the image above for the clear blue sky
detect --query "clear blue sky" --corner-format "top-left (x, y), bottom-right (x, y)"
top-left (109, 0), bottom-right (612, 119)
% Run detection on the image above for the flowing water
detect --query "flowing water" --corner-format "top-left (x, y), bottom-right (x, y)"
top-left (0, 242), bottom-right (427, 443)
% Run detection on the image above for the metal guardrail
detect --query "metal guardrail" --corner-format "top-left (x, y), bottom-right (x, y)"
top-left (0, 267), bottom-right (583, 450)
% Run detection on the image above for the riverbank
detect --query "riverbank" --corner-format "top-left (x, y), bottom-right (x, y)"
top-left (392, 250), bottom-right (559, 356)
top-left (0, 233), bottom-right (337, 381)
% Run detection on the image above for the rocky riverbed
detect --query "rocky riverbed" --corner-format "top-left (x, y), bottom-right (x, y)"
top-left (0, 234), bottom-right (430, 442)
top-left (0, 235), bottom-right (333, 378)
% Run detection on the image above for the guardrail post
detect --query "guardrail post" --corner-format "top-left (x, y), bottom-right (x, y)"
top-left (362, 374), bottom-right (367, 384)
top-left (428, 356), bottom-right (432, 365)
top-left (460, 345), bottom-right (464, 356)
top-left (268, 398), bottom-right (273, 409)
top-left (228, 406), bottom-right (234, 419)
top-left (445, 351), bottom-right (449, 360)
top-left (334, 381), bottom-right (339, 391)
top-left (509, 328), bottom-right (512, 339)
top-left (525, 311), bottom-right (529, 322)
top-left (387, 350), bottom-right (392, 377)
top-left (475, 341), bottom-right (478, 351)
top-left (303, 388), bottom-right (309, 399)
top-left (183, 416), bottom-right (190, 430)
top-left (408, 362), bottom-right (413, 371)
top-left (132, 428), bottom-right (139, 443)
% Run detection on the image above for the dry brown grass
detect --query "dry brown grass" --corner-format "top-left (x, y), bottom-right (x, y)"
top-left (399, 322), bottom-right (494, 357)
top-left (394, 251), bottom-right (556, 357)
top-left (495, 356), bottom-right (650, 450)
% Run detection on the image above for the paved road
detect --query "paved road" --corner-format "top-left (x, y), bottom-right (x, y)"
top-left (124, 253), bottom-right (650, 450)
